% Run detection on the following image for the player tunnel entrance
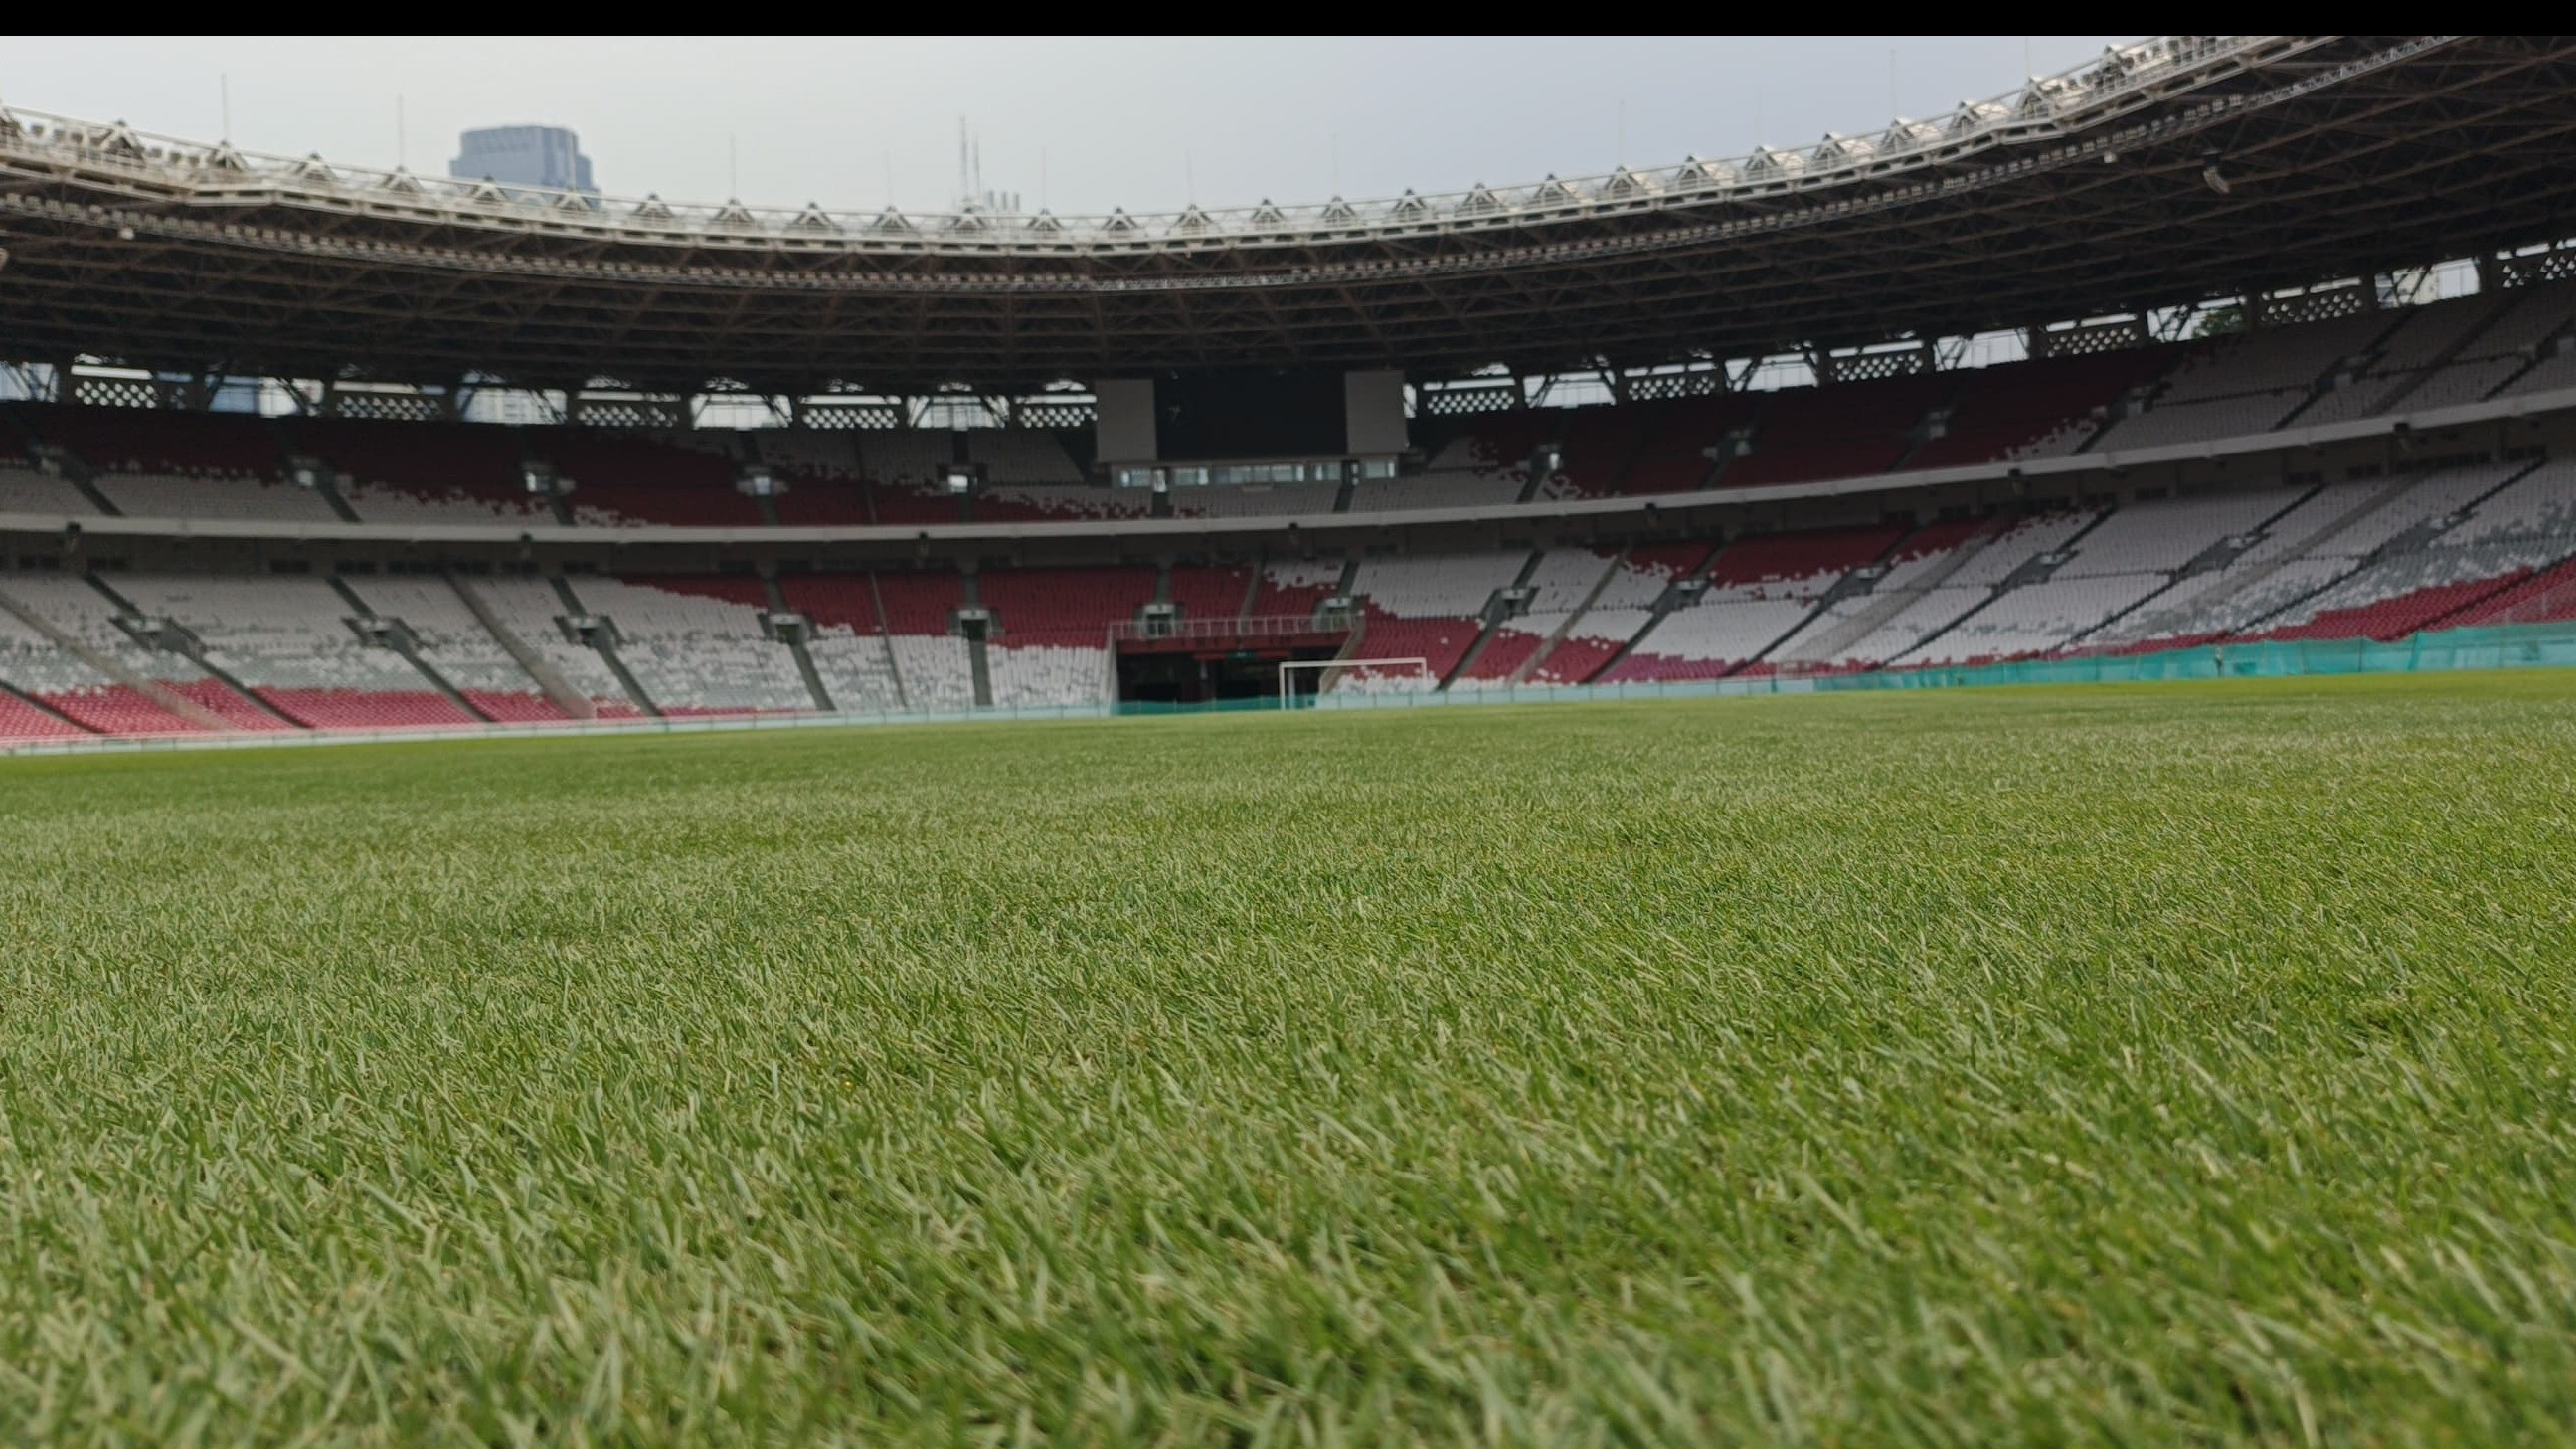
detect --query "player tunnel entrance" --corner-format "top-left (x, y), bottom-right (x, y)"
top-left (1110, 615), bottom-right (1352, 704)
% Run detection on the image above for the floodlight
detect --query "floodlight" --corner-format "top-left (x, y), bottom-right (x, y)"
top-left (2201, 162), bottom-right (2231, 195)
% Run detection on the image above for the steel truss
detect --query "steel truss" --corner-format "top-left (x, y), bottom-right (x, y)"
top-left (3, 36), bottom-right (2575, 395)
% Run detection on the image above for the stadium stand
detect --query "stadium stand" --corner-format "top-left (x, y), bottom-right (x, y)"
top-left (470, 578), bottom-right (647, 717)
top-left (0, 464), bottom-right (100, 513)
top-left (1251, 558), bottom-right (1346, 620)
top-left (1167, 565), bottom-right (1256, 624)
top-left (1170, 482), bottom-right (1341, 518)
top-left (289, 418), bottom-right (551, 526)
top-left (339, 576), bottom-right (567, 722)
top-left (93, 472), bottom-right (345, 522)
top-left (110, 574), bottom-right (473, 728)
top-left (1339, 552), bottom-right (1530, 690)
top-left (0, 575), bottom-right (270, 733)
top-left (543, 435), bottom-right (764, 528)
top-left (14, 265), bottom-right (2576, 739)
top-left (581, 577), bottom-right (814, 714)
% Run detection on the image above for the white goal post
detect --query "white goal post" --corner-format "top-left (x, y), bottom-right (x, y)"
top-left (1278, 656), bottom-right (1432, 706)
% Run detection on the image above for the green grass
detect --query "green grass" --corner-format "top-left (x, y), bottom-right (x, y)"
top-left (4, 674), bottom-right (2576, 1445)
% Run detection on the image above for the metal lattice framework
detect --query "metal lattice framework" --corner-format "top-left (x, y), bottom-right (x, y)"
top-left (4, 35), bottom-right (2576, 395)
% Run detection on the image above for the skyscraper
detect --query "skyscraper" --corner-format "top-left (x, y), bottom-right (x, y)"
top-left (449, 125), bottom-right (596, 194)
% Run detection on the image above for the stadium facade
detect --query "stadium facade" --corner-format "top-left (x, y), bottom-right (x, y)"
top-left (4, 34), bottom-right (2576, 739)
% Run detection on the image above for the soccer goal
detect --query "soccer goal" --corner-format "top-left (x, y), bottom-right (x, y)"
top-left (1277, 656), bottom-right (1432, 707)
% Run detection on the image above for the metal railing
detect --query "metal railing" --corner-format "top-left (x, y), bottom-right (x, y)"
top-left (1105, 614), bottom-right (1348, 644)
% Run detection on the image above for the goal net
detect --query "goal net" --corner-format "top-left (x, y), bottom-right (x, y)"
top-left (1277, 656), bottom-right (1433, 706)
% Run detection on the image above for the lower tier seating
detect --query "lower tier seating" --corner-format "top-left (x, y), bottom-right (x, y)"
top-left (8, 454), bottom-right (2576, 742)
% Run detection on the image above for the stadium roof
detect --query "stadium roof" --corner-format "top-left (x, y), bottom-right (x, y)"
top-left (4, 35), bottom-right (2576, 395)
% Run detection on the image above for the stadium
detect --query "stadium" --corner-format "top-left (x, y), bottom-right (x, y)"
top-left (3, 33), bottom-right (2575, 1442)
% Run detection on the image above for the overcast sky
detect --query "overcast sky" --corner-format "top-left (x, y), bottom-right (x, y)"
top-left (2, 36), bottom-right (2137, 215)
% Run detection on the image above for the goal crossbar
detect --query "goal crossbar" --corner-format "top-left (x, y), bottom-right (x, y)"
top-left (1278, 656), bottom-right (1432, 707)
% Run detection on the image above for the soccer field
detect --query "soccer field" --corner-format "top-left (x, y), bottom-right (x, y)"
top-left (4, 675), bottom-right (2574, 1444)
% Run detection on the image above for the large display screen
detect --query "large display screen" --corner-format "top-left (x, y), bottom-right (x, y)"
top-left (1155, 368), bottom-right (1348, 459)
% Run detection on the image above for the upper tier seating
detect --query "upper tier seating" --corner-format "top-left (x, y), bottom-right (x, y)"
top-left (94, 472), bottom-right (344, 522)
top-left (868, 482), bottom-right (968, 526)
top-left (2086, 310), bottom-right (2398, 452)
top-left (1169, 482), bottom-right (1341, 518)
top-left (1917, 348), bottom-right (2181, 465)
top-left (1416, 413), bottom-right (1558, 494)
top-left (1348, 473), bottom-right (1521, 511)
top-left (1611, 395), bottom-right (1766, 496)
top-left (751, 430), bottom-right (861, 479)
top-left (975, 485), bottom-right (1154, 522)
top-left (0, 466), bottom-right (100, 513)
top-left (540, 433), bottom-right (763, 528)
top-left (966, 431), bottom-right (1087, 484)
top-left (27, 407), bottom-right (280, 476)
top-left (1719, 375), bottom-right (1954, 489)
top-left (276, 417), bottom-right (541, 525)
top-left (857, 433), bottom-right (955, 488)
top-left (2294, 294), bottom-right (2523, 426)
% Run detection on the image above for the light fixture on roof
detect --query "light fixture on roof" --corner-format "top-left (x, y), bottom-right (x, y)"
top-left (2201, 158), bottom-right (2231, 195)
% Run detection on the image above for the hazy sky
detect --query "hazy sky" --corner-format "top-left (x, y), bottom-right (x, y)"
top-left (1, 36), bottom-right (2137, 215)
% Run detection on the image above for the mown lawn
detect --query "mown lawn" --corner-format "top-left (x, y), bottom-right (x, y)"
top-left (2, 674), bottom-right (2573, 1445)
